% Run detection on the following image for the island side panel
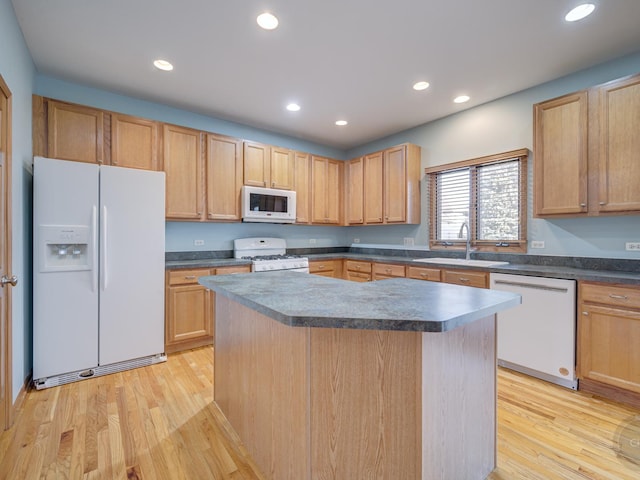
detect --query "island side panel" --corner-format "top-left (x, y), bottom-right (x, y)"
top-left (421, 314), bottom-right (497, 480)
top-left (214, 296), bottom-right (310, 480)
top-left (310, 328), bottom-right (422, 479)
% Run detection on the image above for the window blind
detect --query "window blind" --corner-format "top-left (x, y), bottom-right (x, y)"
top-left (436, 168), bottom-right (470, 240)
top-left (476, 160), bottom-right (520, 240)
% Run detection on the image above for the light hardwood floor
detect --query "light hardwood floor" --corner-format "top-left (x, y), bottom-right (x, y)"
top-left (0, 346), bottom-right (638, 479)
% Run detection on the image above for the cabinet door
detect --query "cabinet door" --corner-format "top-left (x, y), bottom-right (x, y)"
top-left (111, 114), bottom-right (159, 170)
top-left (243, 141), bottom-right (270, 187)
top-left (533, 92), bottom-right (588, 216)
top-left (47, 100), bottom-right (104, 164)
top-left (311, 156), bottom-right (328, 223)
top-left (384, 145), bottom-right (407, 223)
top-left (326, 159), bottom-right (342, 224)
top-left (579, 304), bottom-right (640, 394)
top-left (207, 134), bottom-right (243, 221)
top-left (271, 146), bottom-right (294, 190)
top-left (166, 284), bottom-right (213, 347)
top-left (595, 75), bottom-right (640, 213)
top-left (364, 151), bottom-right (383, 224)
top-left (294, 151), bottom-right (311, 224)
top-left (346, 157), bottom-right (364, 225)
top-left (163, 124), bottom-right (204, 220)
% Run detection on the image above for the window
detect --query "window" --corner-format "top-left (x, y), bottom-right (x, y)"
top-left (426, 149), bottom-right (528, 253)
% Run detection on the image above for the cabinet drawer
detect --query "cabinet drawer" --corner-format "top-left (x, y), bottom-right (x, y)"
top-left (373, 263), bottom-right (405, 278)
top-left (309, 260), bottom-right (342, 277)
top-left (580, 282), bottom-right (640, 310)
top-left (168, 268), bottom-right (212, 286)
top-left (347, 271), bottom-right (371, 282)
top-left (345, 260), bottom-right (372, 273)
top-left (215, 265), bottom-right (251, 275)
top-left (442, 269), bottom-right (488, 289)
top-left (407, 266), bottom-right (441, 282)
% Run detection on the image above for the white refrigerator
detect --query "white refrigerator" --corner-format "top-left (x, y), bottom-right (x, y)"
top-left (33, 156), bottom-right (166, 389)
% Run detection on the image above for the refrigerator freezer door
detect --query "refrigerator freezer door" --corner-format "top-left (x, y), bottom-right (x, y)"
top-left (98, 166), bottom-right (165, 365)
top-left (33, 157), bottom-right (99, 379)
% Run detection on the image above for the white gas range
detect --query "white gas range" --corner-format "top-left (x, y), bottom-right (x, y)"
top-left (233, 237), bottom-right (309, 273)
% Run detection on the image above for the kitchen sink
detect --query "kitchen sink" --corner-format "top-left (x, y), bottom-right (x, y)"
top-left (413, 258), bottom-right (510, 267)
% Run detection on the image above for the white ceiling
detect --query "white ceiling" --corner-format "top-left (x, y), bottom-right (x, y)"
top-left (11, 0), bottom-right (640, 149)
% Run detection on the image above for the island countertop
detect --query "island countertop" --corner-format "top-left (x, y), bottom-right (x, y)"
top-left (199, 270), bottom-right (520, 332)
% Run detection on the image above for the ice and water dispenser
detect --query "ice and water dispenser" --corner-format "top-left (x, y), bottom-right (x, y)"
top-left (38, 225), bottom-right (92, 272)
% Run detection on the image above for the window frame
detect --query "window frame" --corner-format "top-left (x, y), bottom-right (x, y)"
top-left (426, 148), bottom-right (528, 254)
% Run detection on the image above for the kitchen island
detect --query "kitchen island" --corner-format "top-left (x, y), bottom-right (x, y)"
top-left (199, 271), bottom-right (520, 480)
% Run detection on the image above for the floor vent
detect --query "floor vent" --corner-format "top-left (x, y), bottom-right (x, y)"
top-left (33, 354), bottom-right (167, 390)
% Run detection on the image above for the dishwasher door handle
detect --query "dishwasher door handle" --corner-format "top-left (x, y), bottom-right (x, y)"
top-left (493, 279), bottom-right (569, 293)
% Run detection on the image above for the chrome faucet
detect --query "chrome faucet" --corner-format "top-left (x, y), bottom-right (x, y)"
top-left (458, 221), bottom-right (472, 260)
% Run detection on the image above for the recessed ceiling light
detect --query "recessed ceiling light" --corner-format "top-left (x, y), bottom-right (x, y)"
top-left (454, 95), bottom-right (470, 104)
top-left (286, 103), bottom-right (301, 112)
top-left (153, 59), bottom-right (173, 71)
top-left (335, 120), bottom-right (348, 126)
top-left (565, 3), bottom-right (595, 22)
top-left (413, 81), bottom-right (430, 91)
top-left (257, 12), bottom-right (279, 30)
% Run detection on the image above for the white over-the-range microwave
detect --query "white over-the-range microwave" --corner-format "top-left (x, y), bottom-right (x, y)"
top-left (241, 185), bottom-right (297, 224)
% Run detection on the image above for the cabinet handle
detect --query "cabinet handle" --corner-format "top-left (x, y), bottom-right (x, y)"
top-left (184, 275), bottom-right (197, 280)
top-left (609, 294), bottom-right (628, 300)
top-left (582, 311), bottom-right (589, 315)
top-left (459, 278), bottom-right (470, 283)
top-left (599, 201), bottom-right (606, 206)
top-left (385, 268), bottom-right (392, 273)
top-left (580, 203), bottom-right (586, 207)
top-left (420, 273), bottom-right (428, 277)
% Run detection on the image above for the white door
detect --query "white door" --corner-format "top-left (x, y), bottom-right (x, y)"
top-left (99, 166), bottom-right (165, 365)
top-left (33, 157), bottom-right (100, 379)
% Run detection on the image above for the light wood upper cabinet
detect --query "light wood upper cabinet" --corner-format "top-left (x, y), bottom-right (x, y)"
top-left (243, 140), bottom-right (270, 187)
top-left (346, 143), bottom-right (421, 225)
top-left (243, 141), bottom-right (294, 190)
top-left (533, 92), bottom-right (589, 216)
top-left (271, 146), bottom-right (295, 190)
top-left (534, 72), bottom-right (640, 217)
top-left (206, 133), bottom-right (243, 221)
top-left (294, 151), bottom-right (311, 224)
top-left (111, 114), bottom-right (159, 170)
top-left (46, 99), bottom-right (105, 164)
top-left (595, 74), bottom-right (640, 214)
top-left (345, 157), bottom-right (364, 224)
top-left (363, 151), bottom-right (384, 224)
top-left (311, 156), bottom-right (342, 225)
top-left (163, 124), bottom-right (204, 220)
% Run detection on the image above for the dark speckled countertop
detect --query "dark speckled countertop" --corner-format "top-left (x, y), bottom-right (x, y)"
top-left (199, 271), bottom-right (521, 333)
top-left (167, 249), bottom-right (640, 285)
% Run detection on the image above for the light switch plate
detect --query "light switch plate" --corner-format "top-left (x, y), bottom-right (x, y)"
top-left (626, 242), bottom-right (640, 251)
top-left (531, 240), bottom-right (545, 249)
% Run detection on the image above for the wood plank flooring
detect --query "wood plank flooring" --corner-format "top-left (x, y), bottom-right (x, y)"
top-left (0, 346), bottom-right (638, 479)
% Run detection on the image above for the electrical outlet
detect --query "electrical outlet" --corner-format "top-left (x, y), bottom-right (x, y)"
top-left (194, 239), bottom-right (205, 246)
top-left (531, 240), bottom-right (545, 249)
top-left (353, 238), bottom-right (360, 243)
top-left (309, 238), bottom-right (316, 244)
top-left (626, 242), bottom-right (640, 251)
top-left (404, 237), bottom-right (414, 246)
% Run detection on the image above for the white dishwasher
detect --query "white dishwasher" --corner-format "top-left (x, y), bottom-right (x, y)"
top-left (490, 273), bottom-right (577, 389)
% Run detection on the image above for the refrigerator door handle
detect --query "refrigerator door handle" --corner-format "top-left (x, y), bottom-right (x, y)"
top-left (101, 205), bottom-right (108, 290)
top-left (92, 205), bottom-right (98, 292)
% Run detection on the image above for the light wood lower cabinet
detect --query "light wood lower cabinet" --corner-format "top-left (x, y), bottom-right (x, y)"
top-left (165, 265), bottom-right (251, 353)
top-left (309, 259), bottom-right (343, 278)
top-left (407, 266), bottom-right (441, 282)
top-left (442, 269), bottom-right (489, 289)
top-left (372, 262), bottom-right (406, 280)
top-left (344, 260), bottom-right (372, 282)
top-left (578, 281), bottom-right (640, 407)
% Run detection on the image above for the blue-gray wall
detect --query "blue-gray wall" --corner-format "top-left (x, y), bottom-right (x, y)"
top-left (0, 0), bottom-right (35, 403)
top-left (346, 51), bottom-right (640, 259)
